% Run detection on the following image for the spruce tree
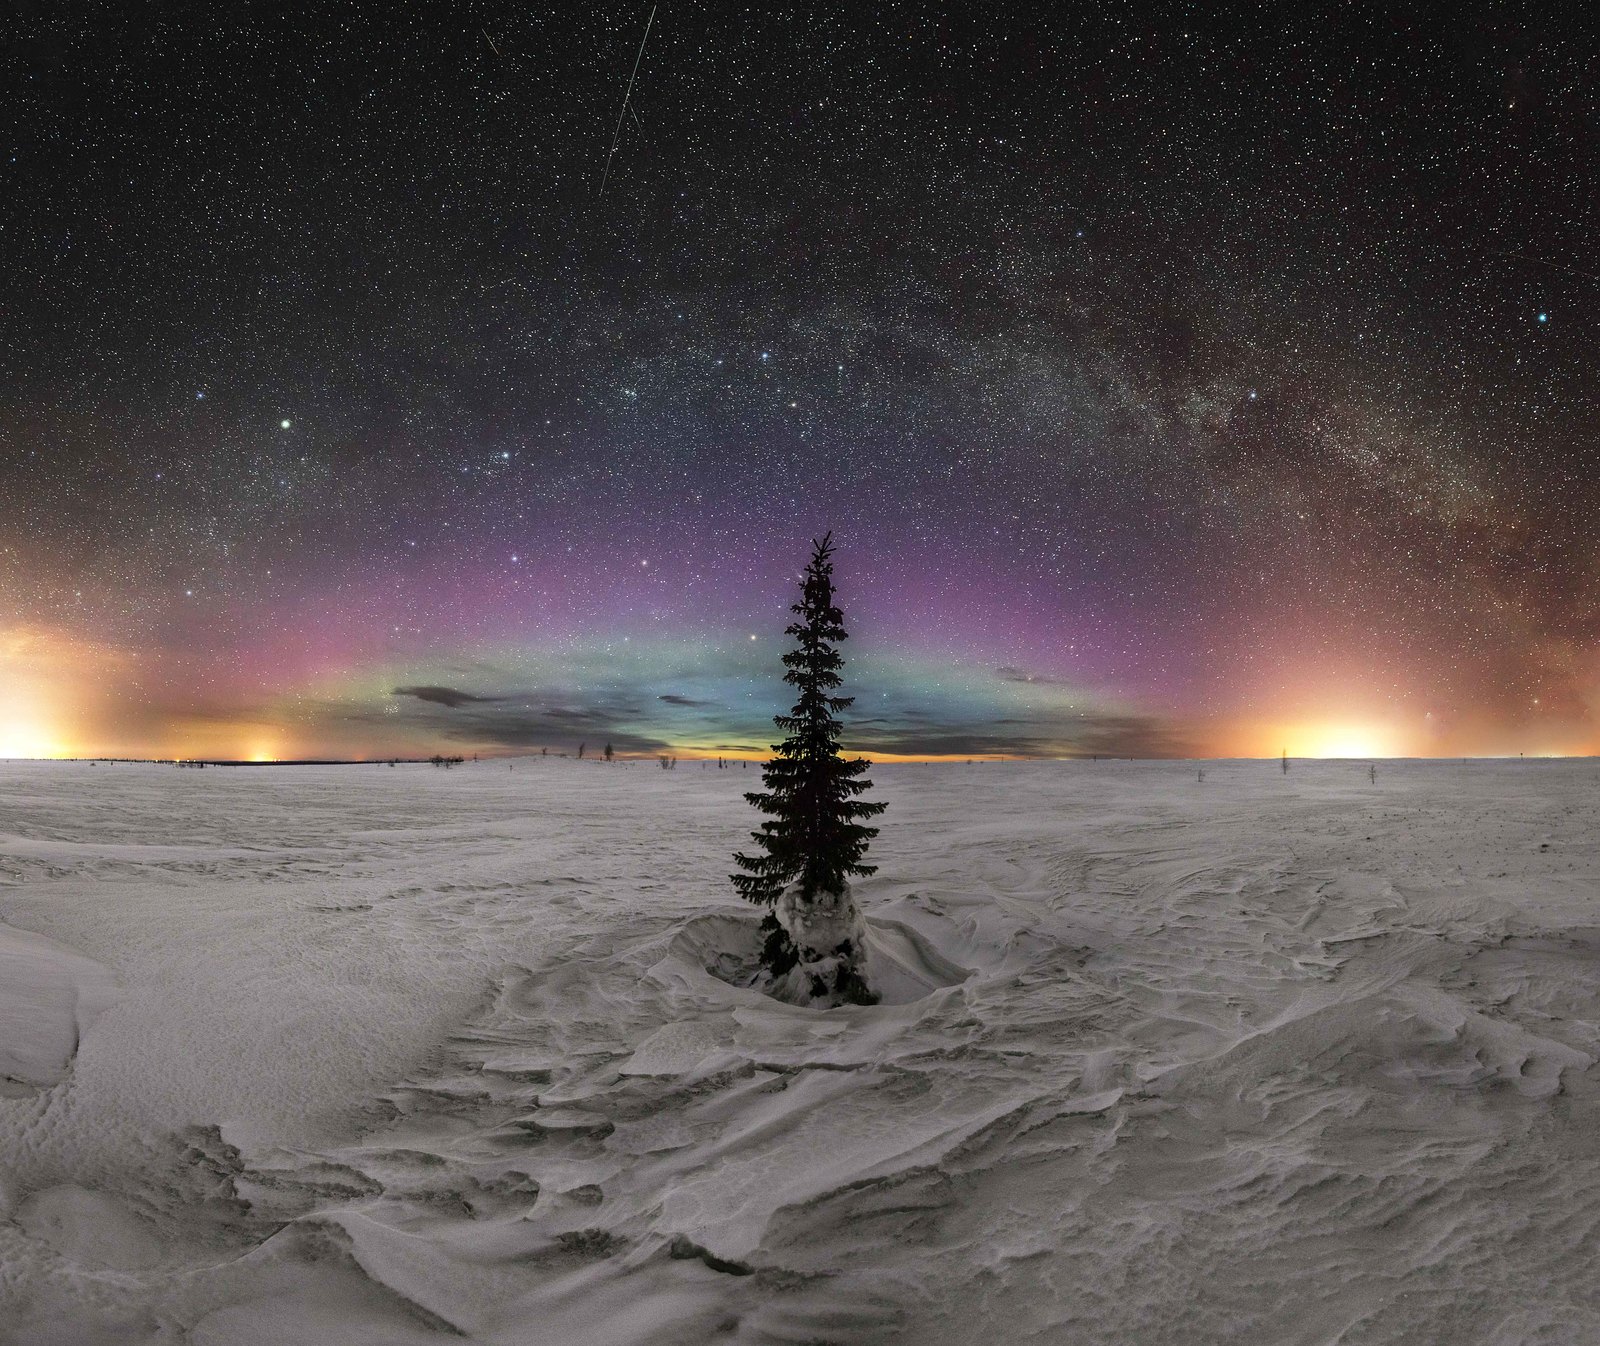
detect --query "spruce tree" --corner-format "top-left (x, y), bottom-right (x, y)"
top-left (732, 533), bottom-right (885, 989)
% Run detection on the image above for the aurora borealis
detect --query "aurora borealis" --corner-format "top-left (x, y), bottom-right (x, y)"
top-left (3, 5), bottom-right (1596, 761)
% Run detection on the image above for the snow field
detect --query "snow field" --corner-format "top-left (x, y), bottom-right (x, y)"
top-left (1, 758), bottom-right (1599, 1344)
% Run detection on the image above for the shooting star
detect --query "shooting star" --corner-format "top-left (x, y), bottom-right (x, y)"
top-left (1490, 247), bottom-right (1600, 286)
top-left (596, 4), bottom-right (657, 201)
top-left (481, 28), bottom-right (500, 57)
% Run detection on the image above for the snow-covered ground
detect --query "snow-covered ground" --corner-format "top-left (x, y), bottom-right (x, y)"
top-left (2, 758), bottom-right (1599, 1344)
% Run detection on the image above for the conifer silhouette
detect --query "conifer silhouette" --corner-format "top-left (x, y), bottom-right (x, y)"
top-left (732, 533), bottom-right (885, 978)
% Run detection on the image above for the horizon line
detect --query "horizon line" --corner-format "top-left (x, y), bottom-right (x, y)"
top-left (3, 753), bottom-right (1593, 767)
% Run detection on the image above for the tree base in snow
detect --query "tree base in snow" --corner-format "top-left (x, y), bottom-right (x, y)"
top-left (763, 882), bottom-right (878, 1007)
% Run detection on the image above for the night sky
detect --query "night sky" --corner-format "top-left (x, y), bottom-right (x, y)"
top-left (3, 3), bottom-right (1596, 760)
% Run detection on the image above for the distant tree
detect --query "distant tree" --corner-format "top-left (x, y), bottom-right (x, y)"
top-left (732, 533), bottom-right (884, 1004)
top-left (604, 742), bottom-right (615, 762)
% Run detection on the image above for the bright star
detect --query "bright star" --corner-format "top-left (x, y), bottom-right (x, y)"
top-left (280, 418), bottom-right (292, 429)
top-left (1537, 312), bottom-right (1549, 323)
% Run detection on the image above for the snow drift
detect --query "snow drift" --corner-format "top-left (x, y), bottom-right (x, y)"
top-left (0, 922), bottom-right (119, 1095)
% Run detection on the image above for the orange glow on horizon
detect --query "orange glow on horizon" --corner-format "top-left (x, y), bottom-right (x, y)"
top-left (1204, 712), bottom-right (1597, 761)
top-left (1290, 723), bottom-right (1399, 759)
top-left (0, 730), bottom-right (73, 760)
top-left (1218, 720), bottom-right (1417, 760)
top-left (1, 627), bottom-right (87, 758)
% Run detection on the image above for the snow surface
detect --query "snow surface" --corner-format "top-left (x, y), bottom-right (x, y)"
top-left (2, 758), bottom-right (1599, 1344)
top-left (0, 923), bottom-right (119, 1094)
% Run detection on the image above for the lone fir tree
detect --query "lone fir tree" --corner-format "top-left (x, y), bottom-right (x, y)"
top-left (732, 533), bottom-right (884, 1003)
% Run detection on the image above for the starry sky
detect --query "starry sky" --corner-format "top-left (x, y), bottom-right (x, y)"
top-left (2, 3), bottom-right (1597, 760)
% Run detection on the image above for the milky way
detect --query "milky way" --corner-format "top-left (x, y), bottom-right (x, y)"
top-left (3, 5), bottom-right (1596, 759)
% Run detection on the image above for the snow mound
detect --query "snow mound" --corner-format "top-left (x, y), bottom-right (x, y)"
top-left (0, 922), bottom-right (120, 1092)
top-left (864, 916), bottom-right (978, 1005)
top-left (677, 909), bottom-right (971, 1008)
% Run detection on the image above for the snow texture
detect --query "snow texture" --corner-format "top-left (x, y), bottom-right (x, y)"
top-left (2, 758), bottom-right (1600, 1344)
top-left (0, 922), bottom-right (119, 1094)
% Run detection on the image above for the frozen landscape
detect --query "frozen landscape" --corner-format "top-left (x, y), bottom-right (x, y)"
top-left (3, 757), bottom-right (1600, 1345)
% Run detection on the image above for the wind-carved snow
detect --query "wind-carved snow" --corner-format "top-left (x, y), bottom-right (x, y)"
top-left (0, 922), bottom-right (119, 1093)
top-left (1, 759), bottom-right (1599, 1343)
